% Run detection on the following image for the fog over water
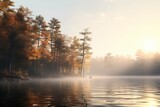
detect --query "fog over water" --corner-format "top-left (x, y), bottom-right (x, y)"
top-left (1, 0), bottom-right (160, 106)
top-left (1, 77), bottom-right (160, 107)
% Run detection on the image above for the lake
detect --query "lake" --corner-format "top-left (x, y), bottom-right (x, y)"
top-left (0, 76), bottom-right (160, 107)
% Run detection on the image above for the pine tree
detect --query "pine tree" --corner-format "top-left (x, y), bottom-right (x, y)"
top-left (80, 28), bottom-right (92, 77)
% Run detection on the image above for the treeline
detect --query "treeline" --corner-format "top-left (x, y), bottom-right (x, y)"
top-left (0, 0), bottom-right (92, 77)
top-left (91, 50), bottom-right (160, 76)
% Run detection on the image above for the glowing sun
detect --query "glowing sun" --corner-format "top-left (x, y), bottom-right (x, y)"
top-left (143, 39), bottom-right (156, 52)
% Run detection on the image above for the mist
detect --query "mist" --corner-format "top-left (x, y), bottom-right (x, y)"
top-left (90, 50), bottom-right (160, 76)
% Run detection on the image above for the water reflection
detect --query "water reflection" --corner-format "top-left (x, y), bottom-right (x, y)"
top-left (89, 77), bottom-right (160, 107)
top-left (25, 78), bottom-right (91, 107)
top-left (0, 78), bottom-right (91, 107)
top-left (1, 77), bottom-right (160, 107)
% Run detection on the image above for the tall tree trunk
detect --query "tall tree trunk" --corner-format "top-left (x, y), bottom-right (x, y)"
top-left (37, 30), bottom-right (40, 75)
top-left (81, 42), bottom-right (85, 77)
top-left (50, 32), bottom-right (54, 72)
top-left (9, 31), bottom-right (15, 74)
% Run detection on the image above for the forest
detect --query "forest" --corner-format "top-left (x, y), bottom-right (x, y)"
top-left (0, 0), bottom-right (92, 78)
top-left (91, 50), bottom-right (160, 76)
top-left (2, 0), bottom-right (160, 79)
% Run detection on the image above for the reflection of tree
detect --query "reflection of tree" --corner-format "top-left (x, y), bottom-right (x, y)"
top-left (80, 79), bottom-right (90, 107)
top-left (25, 79), bottom-right (91, 107)
top-left (0, 82), bottom-right (28, 107)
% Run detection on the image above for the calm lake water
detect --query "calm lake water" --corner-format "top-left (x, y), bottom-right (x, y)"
top-left (1, 77), bottom-right (160, 107)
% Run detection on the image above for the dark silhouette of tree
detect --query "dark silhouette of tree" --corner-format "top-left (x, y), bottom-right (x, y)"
top-left (48, 18), bottom-right (61, 73)
top-left (54, 34), bottom-right (66, 74)
top-left (0, 5), bottom-right (34, 75)
top-left (0, 0), bottom-right (93, 78)
top-left (69, 36), bottom-right (81, 75)
top-left (0, 0), bottom-right (15, 74)
top-left (79, 28), bottom-right (92, 77)
top-left (33, 15), bottom-right (49, 75)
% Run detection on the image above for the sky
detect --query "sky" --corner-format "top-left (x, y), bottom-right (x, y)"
top-left (12, 0), bottom-right (160, 57)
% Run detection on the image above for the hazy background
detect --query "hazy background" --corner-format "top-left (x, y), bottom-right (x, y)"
top-left (11, 0), bottom-right (160, 76)
top-left (13, 0), bottom-right (160, 57)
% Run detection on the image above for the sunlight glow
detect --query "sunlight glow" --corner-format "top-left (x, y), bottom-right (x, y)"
top-left (148, 99), bottom-right (157, 107)
top-left (143, 39), bottom-right (156, 52)
top-left (142, 93), bottom-right (158, 107)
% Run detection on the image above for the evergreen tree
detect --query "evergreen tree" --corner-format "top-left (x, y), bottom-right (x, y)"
top-left (48, 18), bottom-right (60, 73)
top-left (79, 28), bottom-right (92, 77)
